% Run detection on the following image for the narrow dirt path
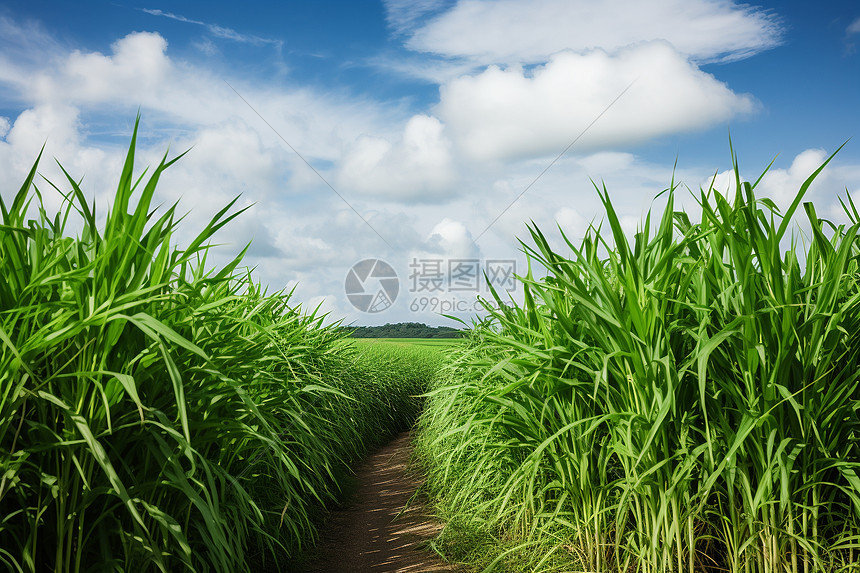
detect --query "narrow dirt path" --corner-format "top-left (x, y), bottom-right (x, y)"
top-left (303, 431), bottom-right (462, 573)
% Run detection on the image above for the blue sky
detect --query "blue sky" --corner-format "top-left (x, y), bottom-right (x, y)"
top-left (1, 0), bottom-right (858, 325)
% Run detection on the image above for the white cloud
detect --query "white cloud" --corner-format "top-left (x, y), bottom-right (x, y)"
top-left (38, 32), bottom-right (172, 104)
top-left (6, 31), bottom-right (193, 118)
top-left (437, 42), bottom-right (756, 162)
top-left (555, 207), bottom-right (587, 238)
top-left (0, 14), bottom-right (63, 64)
top-left (384, 0), bottom-right (453, 35)
top-left (0, 116), bottom-right (12, 139)
top-left (848, 17), bottom-right (860, 35)
top-left (578, 151), bottom-right (636, 178)
top-left (3, 104), bottom-right (81, 152)
top-left (172, 121), bottom-right (281, 191)
top-left (424, 218), bottom-right (480, 259)
top-left (406, 0), bottom-right (782, 65)
top-left (2, 27), bottom-right (387, 160)
top-left (193, 38), bottom-right (219, 57)
top-left (337, 114), bottom-right (456, 200)
top-left (141, 9), bottom-right (282, 47)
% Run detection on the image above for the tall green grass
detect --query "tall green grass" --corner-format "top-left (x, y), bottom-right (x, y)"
top-left (0, 118), bottom-right (440, 572)
top-left (417, 145), bottom-right (860, 572)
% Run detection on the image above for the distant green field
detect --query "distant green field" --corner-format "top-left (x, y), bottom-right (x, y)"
top-left (354, 337), bottom-right (463, 350)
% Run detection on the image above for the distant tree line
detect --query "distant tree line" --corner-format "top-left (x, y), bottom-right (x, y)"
top-left (347, 322), bottom-right (463, 338)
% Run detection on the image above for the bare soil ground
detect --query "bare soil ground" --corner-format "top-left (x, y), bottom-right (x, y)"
top-left (303, 431), bottom-right (462, 573)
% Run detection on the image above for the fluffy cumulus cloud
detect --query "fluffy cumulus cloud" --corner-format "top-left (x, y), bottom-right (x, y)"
top-left (403, 0), bottom-right (782, 64)
top-left (423, 218), bottom-right (480, 259)
top-left (2, 104), bottom-right (81, 155)
top-left (163, 120), bottom-right (282, 200)
top-left (1, 22), bottom-right (388, 154)
top-left (0, 31), bottom-right (177, 117)
top-left (385, 0), bottom-right (776, 165)
top-left (337, 114), bottom-right (456, 200)
top-left (39, 32), bottom-right (172, 104)
top-left (1, 28), bottom-right (205, 127)
top-left (437, 42), bottom-right (756, 161)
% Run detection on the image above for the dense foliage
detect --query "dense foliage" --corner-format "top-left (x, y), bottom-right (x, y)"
top-left (417, 146), bottom-right (860, 572)
top-left (0, 120), bottom-right (442, 572)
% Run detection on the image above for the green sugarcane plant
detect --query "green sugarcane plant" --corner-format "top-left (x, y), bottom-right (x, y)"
top-left (416, 143), bottom-right (860, 572)
top-left (0, 117), bottom-right (442, 572)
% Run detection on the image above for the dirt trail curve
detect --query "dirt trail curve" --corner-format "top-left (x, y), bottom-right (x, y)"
top-left (303, 431), bottom-right (462, 573)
